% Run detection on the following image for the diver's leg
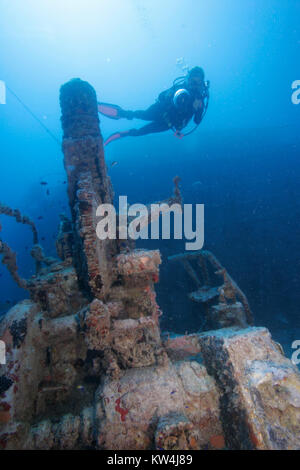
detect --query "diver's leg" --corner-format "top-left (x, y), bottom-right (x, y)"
top-left (121, 103), bottom-right (163, 121)
top-left (104, 121), bottom-right (170, 146)
top-left (98, 102), bottom-right (159, 121)
top-left (99, 101), bottom-right (164, 121)
top-left (127, 121), bottom-right (170, 136)
top-left (132, 103), bottom-right (162, 121)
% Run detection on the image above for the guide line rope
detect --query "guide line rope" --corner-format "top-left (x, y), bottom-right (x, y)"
top-left (6, 85), bottom-right (61, 148)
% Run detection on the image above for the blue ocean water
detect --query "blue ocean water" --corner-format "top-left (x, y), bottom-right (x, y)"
top-left (0, 0), bottom-right (299, 357)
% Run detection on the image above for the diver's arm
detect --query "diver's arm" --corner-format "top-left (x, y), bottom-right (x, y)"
top-left (193, 99), bottom-right (204, 124)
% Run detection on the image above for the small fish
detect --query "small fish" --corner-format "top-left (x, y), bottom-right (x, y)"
top-left (111, 161), bottom-right (118, 167)
top-left (39, 385), bottom-right (67, 393)
top-left (41, 237), bottom-right (45, 241)
top-left (170, 390), bottom-right (177, 395)
top-left (63, 181), bottom-right (66, 184)
top-left (40, 181), bottom-right (48, 186)
top-left (46, 189), bottom-right (50, 196)
top-left (76, 385), bottom-right (85, 391)
top-left (37, 216), bottom-right (43, 220)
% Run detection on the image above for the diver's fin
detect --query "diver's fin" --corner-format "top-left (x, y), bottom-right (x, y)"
top-left (104, 130), bottom-right (130, 146)
top-left (98, 102), bottom-right (125, 120)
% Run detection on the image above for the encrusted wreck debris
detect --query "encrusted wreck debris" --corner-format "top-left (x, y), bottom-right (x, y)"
top-left (168, 250), bottom-right (254, 329)
top-left (1, 78), bottom-right (300, 450)
top-left (0, 203), bottom-right (38, 245)
top-left (0, 240), bottom-right (27, 289)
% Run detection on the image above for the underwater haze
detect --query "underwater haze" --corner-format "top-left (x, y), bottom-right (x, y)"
top-left (1, 0), bottom-right (300, 357)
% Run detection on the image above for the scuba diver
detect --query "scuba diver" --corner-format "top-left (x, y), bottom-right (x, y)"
top-left (98, 66), bottom-right (210, 146)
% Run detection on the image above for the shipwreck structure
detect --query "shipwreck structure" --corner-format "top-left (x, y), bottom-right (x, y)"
top-left (168, 249), bottom-right (254, 330)
top-left (1, 79), bottom-right (300, 450)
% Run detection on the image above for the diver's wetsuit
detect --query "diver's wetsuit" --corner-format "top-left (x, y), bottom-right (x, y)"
top-left (125, 82), bottom-right (206, 137)
top-left (100, 78), bottom-right (208, 145)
